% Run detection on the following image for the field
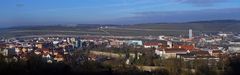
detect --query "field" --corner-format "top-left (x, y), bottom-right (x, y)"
top-left (1, 20), bottom-right (240, 38)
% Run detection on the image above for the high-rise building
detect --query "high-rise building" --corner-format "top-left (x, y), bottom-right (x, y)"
top-left (189, 29), bottom-right (193, 39)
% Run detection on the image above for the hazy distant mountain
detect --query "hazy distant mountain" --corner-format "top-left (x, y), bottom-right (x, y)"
top-left (187, 20), bottom-right (240, 23)
top-left (129, 19), bottom-right (240, 32)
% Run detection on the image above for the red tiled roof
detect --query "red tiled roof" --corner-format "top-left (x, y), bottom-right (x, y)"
top-left (55, 54), bottom-right (63, 58)
top-left (0, 44), bottom-right (6, 48)
top-left (212, 50), bottom-right (223, 53)
top-left (174, 45), bottom-right (195, 50)
top-left (165, 48), bottom-right (187, 53)
top-left (191, 50), bottom-right (210, 56)
top-left (42, 48), bottom-right (49, 51)
top-left (43, 53), bottom-right (49, 56)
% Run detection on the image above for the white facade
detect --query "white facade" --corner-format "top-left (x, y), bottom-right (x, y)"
top-left (218, 33), bottom-right (228, 37)
top-left (155, 49), bottom-right (188, 59)
top-left (127, 40), bottom-right (143, 46)
top-left (167, 41), bottom-right (172, 48)
top-left (158, 36), bottom-right (165, 40)
top-left (144, 45), bottom-right (159, 48)
top-left (229, 41), bottom-right (240, 45)
top-left (228, 46), bottom-right (240, 53)
top-left (189, 29), bottom-right (193, 39)
top-left (228, 40), bottom-right (240, 53)
top-left (53, 41), bottom-right (59, 44)
top-left (0, 48), bottom-right (8, 56)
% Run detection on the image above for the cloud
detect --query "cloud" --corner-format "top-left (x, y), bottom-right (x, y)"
top-left (116, 8), bottom-right (240, 24)
top-left (174, 0), bottom-right (230, 6)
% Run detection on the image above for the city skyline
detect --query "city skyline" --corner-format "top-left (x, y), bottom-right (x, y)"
top-left (0, 0), bottom-right (240, 27)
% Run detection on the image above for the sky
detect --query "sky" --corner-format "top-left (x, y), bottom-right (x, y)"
top-left (0, 0), bottom-right (240, 27)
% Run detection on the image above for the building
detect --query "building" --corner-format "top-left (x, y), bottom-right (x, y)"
top-left (218, 32), bottom-right (233, 37)
top-left (155, 48), bottom-right (189, 59)
top-left (167, 41), bottom-right (173, 48)
top-left (127, 40), bottom-right (143, 46)
top-left (36, 43), bottom-right (43, 49)
top-left (54, 54), bottom-right (64, 62)
top-left (75, 38), bottom-right (82, 48)
top-left (109, 39), bottom-right (125, 47)
top-left (228, 39), bottom-right (240, 53)
top-left (158, 35), bottom-right (165, 40)
top-left (189, 29), bottom-right (193, 39)
top-left (0, 48), bottom-right (8, 56)
top-left (210, 50), bottom-right (224, 57)
top-left (144, 42), bottom-right (161, 48)
top-left (180, 50), bottom-right (220, 62)
top-left (173, 45), bottom-right (195, 51)
top-left (190, 50), bottom-right (210, 57)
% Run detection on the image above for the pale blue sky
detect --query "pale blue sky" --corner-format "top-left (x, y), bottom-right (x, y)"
top-left (0, 0), bottom-right (240, 27)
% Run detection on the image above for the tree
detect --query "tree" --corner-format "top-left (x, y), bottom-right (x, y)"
top-left (224, 55), bottom-right (240, 75)
top-left (163, 58), bottom-right (183, 75)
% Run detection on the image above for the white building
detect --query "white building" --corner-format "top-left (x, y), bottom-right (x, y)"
top-left (228, 39), bottom-right (240, 53)
top-left (0, 48), bottom-right (8, 56)
top-left (189, 29), bottom-right (193, 39)
top-left (167, 41), bottom-right (172, 48)
top-left (155, 48), bottom-right (189, 59)
top-left (158, 35), bottom-right (165, 40)
top-left (127, 40), bottom-right (143, 46)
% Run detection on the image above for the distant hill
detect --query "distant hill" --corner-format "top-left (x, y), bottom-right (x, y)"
top-left (6, 24), bottom-right (122, 31)
top-left (1, 19), bottom-right (240, 38)
top-left (188, 20), bottom-right (240, 23)
top-left (6, 20), bottom-right (240, 32)
top-left (128, 20), bottom-right (240, 32)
